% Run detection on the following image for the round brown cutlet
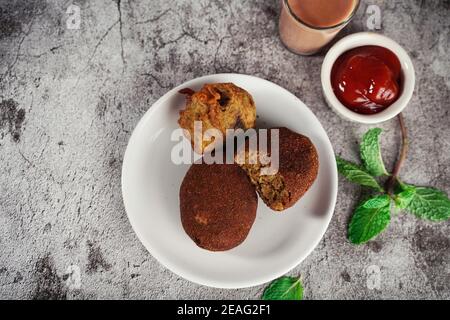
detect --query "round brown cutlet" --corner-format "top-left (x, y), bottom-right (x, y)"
top-left (237, 127), bottom-right (319, 211)
top-left (276, 127), bottom-right (319, 209)
top-left (179, 161), bottom-right (258, 251)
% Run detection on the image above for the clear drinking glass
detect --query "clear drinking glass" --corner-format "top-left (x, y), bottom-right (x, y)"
top-left (279, 0), bottom-right (361, 55)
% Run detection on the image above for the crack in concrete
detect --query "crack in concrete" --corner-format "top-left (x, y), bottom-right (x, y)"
top-left (136, 8), bottom-right (215, 49)
top-left (18, 149), bottom-right (35, 168)
top-left (116, 0), bottom-right (126, 73)
top-left (74, 19), bottom-right (120, 88)
top-left (140, 73), bottom-right (170, 89)
top-left (154, 29), bottom-right (215, 50)
top-left (24, 44), bottom-right (63, 59)
top-left (135, 8), bottom-right (171, 25)
top-left (85, 20), bottom-right (120, 67)
top-left (17, 148), bottom-right (63, 186)
top-left (0, 34), bottom-right (26, 82)
top-left (213, 35), bottom-right (231, 73)
top-left (0, 9), bottom-right (38, 82)
top-left (74, 0), bottom-right (128, 87)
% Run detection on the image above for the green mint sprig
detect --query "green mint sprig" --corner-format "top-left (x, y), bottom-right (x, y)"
top-left (360, 128), bottom-right (389, 176)
top-left (262, 276), bottom-right (303, 300)
top-left (337, 115), bottom-right (450, 244)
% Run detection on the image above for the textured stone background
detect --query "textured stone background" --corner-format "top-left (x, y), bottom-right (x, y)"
top-left (0, 0), bottom-right (449, 300)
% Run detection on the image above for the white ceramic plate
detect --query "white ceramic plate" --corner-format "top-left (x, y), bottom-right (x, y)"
top-left (122, 74), bottom-right (337, 289)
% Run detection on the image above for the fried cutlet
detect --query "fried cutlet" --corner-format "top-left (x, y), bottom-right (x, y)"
top-left (179, 160), bottom-right (258, 251)
top-left (178, 83), bottom-right (256, 154)
top-left (237, 127), bottom-right (319, 211)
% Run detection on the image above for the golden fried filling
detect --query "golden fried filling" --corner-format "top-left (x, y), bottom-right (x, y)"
top-left (238, 151), bottom-right (290, 211)
top-left (178, 83), bottom-right (256, 153)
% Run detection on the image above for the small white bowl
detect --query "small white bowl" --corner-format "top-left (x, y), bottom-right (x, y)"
top-left (321, 32), bottom-right (415, 124)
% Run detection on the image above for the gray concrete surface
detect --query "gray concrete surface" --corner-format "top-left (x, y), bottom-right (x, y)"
top-left (0, 0), bottom-right (449, 300)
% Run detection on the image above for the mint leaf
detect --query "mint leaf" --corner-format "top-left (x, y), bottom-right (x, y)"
top-left (262, 276), bottom-right (303, 300)
top-left (336, 156), bottom-right (383, 191)
top-left (360, 128), bottom-right (388, 176)
top-left (403, 186), bottom-right (450, 221)
top-left (348, 195), bottom-right (391, 244)
top-left (394, 183), bottom-right (416, 209)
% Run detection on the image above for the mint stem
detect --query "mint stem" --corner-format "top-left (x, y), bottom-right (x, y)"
top-left (386, 113), bottom-right (408, 195)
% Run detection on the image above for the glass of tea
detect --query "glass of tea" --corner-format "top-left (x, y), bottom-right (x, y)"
top-left (279, 0), bottom-right (361, 55)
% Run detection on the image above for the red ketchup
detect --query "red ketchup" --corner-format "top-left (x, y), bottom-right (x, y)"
top-left (331, 45), bottom-right (401, 114)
